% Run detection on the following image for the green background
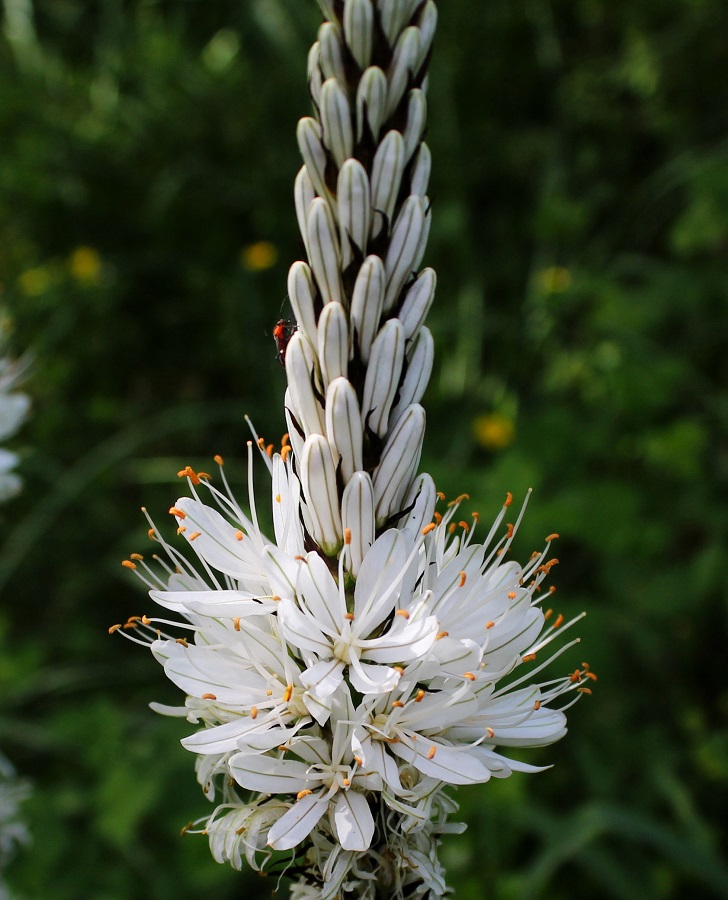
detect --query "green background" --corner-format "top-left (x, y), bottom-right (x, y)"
top-left (1, 0), bottom-right (727, 897)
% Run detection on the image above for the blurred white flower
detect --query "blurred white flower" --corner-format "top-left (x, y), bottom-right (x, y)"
top-left (0, 753), bottom-right (31, 900)
top-left (0, 323), bottom-right (30, 503)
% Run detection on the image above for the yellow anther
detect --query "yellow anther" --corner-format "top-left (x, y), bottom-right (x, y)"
top-left (354, 756), bottom-right (363, 766)
top-left (176, 638), bottom-right (189, 647)
top-left (283, 684), bottom-right (293, 703)
top-left (141, 615), bottom-right (152, 625)
top-left (281, 432), bottom-right (290, 447)
top-left (281, 445), bottom-right (292, 462)
top-left (341, 778), bottom-right (350, 786)
top-left (485, 620), bottom-right (495, 629)
top-left (275, 494), bottom-right (281, 503)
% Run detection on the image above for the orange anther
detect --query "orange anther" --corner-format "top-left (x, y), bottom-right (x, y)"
top-left (295, 555), bottom-right (307, 562)
top-left (283, 684), bottom-right (293, 703)
top-left (421, 522), bottom-right (437, 535)
top-left (296, 789), bottom-right (313, 800)
top-left (281, 445), bottom-right (291, 462)
top-left (553, 614), bottom-right (564, 629)
top-left (188, 531), bottom-right (202, 541)
top-left (472, 511), bottom-right (480, 522)
top-left (127, 616), bottom-right (141, 624)
top-left (341, 778), bottom-right (350, 786)
top-left (214, 454), bottom-right (224, 466)
top-left (147, 528), bottom-right (156, 540)
top-left (546, 533), bottom-right (559, 542)
top-left (108, 624), bottom-right (121, 634)
top-left (177, 466), bottom-right (201, 485)
top-left (251, 706), bottom-right (258, 719)
top-left (130, 553), bottom-right (143, 561)
top-left (121, 559), bottom-right (137, 570)
top-left (486, 727), bottom-right (495, 738)
top-left (434, 511), bottom-right (442, 525)
top-left (141, 615), bottom-right (151, 625)
top-left (505, 492), bottom-right (513, 507)
top-left (271, 595), bottom-right (281, 602)
top-left (436, 631), bottom-right (449, 640)
top-left (197, 472), bottom-right (211, 480)
top-left (275, 494), bottom-right (281, 503)
top-left (354, 756), bottom-right (363, 766)
top-left (485, 621), bottom-right (495, 629)
top-left (544, 608), bottom-right (553, 620)
top-left (506, 523), bottom-right (514, 539)
top-left (266, 444), bottom-right (274, 458)
top-left (522, 653), bottom-right (537, 662)
top-left (427, 746), bottom-right (437, 760)
top-left (437, 491), bottom-right (446, 500)
top-left (448, 523), bottom-right (456, 534)
top-left (463, 672), bottom-right (476, 681)
top-left (177, 526), bottom-right (186, 535)
top-left (393, 666), bottom-right (404, 676)
top-left (534, 700), bottom-right (541, 710)
top-left (458, 571), bottom-right (467, 587)
top-left (577, 687), bottom-right (592, 695)
top-left (202, 693), bottom-right (217, 700)
top-left (176, 638), bottom-right (189, 647)
top-left (235, 531), bottom-right (244, 541)
top-left (415, 690), bottom-right (425, 702)
top-left (344, 528), bottom-right (352, 545)
top-left (233, 617), bottom-right (241, 632)
top-left (257, 437), bottom-right (265, 448)
top-left (169, 507), bottom-right (186, 518)
top-left (392, 701), bottom-right (404, 708)
top-left (395, 610), bottom-right (410, 619)
top-left (344, 612), bottom-right (355, 621)
top-left (585, 671), bottom-right (598, 681)
top-left (549, 585), bottom-right (557, 594)
top-left (282, 433), bottom-right (290, 447)
top-left (458, 520), bottom-right (470, 532)
top-left (508, 591), bottom-right (517, 599)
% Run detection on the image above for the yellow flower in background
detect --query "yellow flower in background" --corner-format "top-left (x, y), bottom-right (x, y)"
top-left (473, 412), bottom-right (516, 450)
top-left (18, 267), bottom-right (52, 297)
top-left (241, 241), bottom-right (278, 272)
top-left (69, 246), bottom-right (102, 285)
top-left (537, 265), bottom-right (572, 294)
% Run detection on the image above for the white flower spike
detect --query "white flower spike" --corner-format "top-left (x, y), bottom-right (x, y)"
top-left (116, 3), bottom-right (590, 898)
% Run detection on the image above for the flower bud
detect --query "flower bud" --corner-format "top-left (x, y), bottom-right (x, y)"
top-left (318, 21), bottom-right (346, 84)
top-left (356, 66), bottom-right (387, 142)
top-left (372, 403), bottom-right (425, 525)
top-left (285, 332), bottom-right (325, 438)
top-left (326, 377), bottom-right (363, 483)
top-left (342, 471), bottom-right (375, 577)
top-left (317, 301), bottom-right (348, 388)
top-left (307, 42), bottom-right (323, 109)
top-left (300, 434), bottom-right (343, 554)
top-left (307, 197), bottom-right (344, 306)
top-left (384, 195), bottom-right (426, 312)
top-left (390, 326), bottom-right (434, 426)
top-left (337, 159), bottom-right (371, 268)
top-left (386, 26), bottom-right (421, 117)
top-left (370, 130), bottom-right (405, 238)
top-left (343, 0), bottom-right (374, 70)
top-left (287, 261), bottom-right (318, 345)
top-left (403, 89), bottom-right (427, 161)
top-left (361, 318), bottom-right (405, 438)
top-left (320, 78), bottom-right (353, 168)
top-left (410, 142), bottom-right (431, 197)
top-left (297, 118), bottom-right (330, 202)
top-left (294, 166), bottom-right (316, 256)
top-left (397, 267), bottom-right (436, 339)
top-left (350, 255), bottom-right (385, 362)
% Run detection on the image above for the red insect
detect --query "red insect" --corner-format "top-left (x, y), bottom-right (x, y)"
top-left (273, 318), bottom-right (296, 365)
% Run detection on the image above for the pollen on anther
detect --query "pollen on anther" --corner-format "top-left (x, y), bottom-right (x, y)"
top-left (354, 756), bottom-right (363, 766)
top-left (281, 445), bottom-right (292, 462)
top-left (505, 491), bottom-right (513, 507)
top-left (544, 608), bottom-right (553, 620)
top-left (177, 526), bottom-right (186, 535)
top-left (522, 653), bottom-right (537, 662)
top-left (108, 624), bottom-right (121, 634)
top-left (266, 444), bottom-right (274, 457)
top-left (395, 610), bottom-right (410, 619)
top-left (392, 701), bottom-right (404, 708)
top-left (214, 454), bottom-right (224, 466)
top-left (141, 615), bottom-right (151, 625)
top-left (485, 620), bottom-right (495, 629)
top-left (433, 511), bottom-right (442, 525)
top-left (415, 689), bottom-right (425, 702)
top-left (257, 437), bottom-right (265, 448)
top-left (147, 528), bottom-right (156, 540)
top-left (458, 521), bottom-right (470, 532)
top-left (296, 789), bottom-right (313, 800)
top-left (130, 553), bottom-right (143, 561)
top-left (202, 693), bottom-right (217, 700)
top-left (341, 778), bottom-right (350, 787)
top-left (534, 700), bottom-right (541, 710)
top-left (344, 528), bottom-right (352, 545)
top-left (436, 631), bottom-right (449, 640)
top-left (282, 432), bottom-right (290, 447)
top-left (553, 613), bottom-right (564, 629)
top-left (486, 727), bottom-right (495, 738)
top-left (546, 533), bottom-right (559, 542)
top-left (250, 706), bottom-right (258, 719)
top-left (235, 531), bottom-right (244, 542)
top-left (421, 522), bottom-right (436, 535)
top-left (506, 523), bottom-right (514, 539)
top-left (275, 494), bottom-right (281, 503)
top-left (344, 612), bottom-right (355, 621)
top-left (458, 571), bottom-right (467, 587)
top-left (508, 591), bottom-right (517, 599)
top-left (176, 638), bottom-right (189, 647)
top-left (169, 506), bottom-right (186, 518)
top-left (428, 746), bottom-right (437, 759)
top-left (121, 559), bottom-right (137, 570)
top-left (233, 617), bottom-right (241, 632)
top-left (122, 621), bottom-right (137, 630)
top-left (463, 672), bottom-right (476, 681)
top-left (283, 684), bottom-right (293, 703)
top-left (437, 491), bottom-right (446, 500)
top-left (585, 671), bottom-right (598, 681)
top-left (188, 531), bottom-right (202, 541)
top-left (448, 523), bottom-right (456, 534)
top-left (578, 687), bottom-right (592, 695)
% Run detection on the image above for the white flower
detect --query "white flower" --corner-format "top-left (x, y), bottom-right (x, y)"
top-left (115, 2), bottom-right (591, 896)
top-left (0, 323), bottom-right (30, 503)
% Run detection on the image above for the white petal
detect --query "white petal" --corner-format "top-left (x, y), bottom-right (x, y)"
top-left (299, 657), bottom-right (345, 699)
top-left (267, 791), bottom-right (328, 851)
top-left (390, 735), bottom-right (491, 785)
top-left (297, 550), bottom-right (342, 633)
top-left (278, 597), bottom-right (332, 656)
top-left (333, 791), bottom-right (375, 851)
top-left (230, 752), bottom-right (312, 794)
top-left (354, 528), bottom-right (407, 629)
top-left (349, 659), bottom-right (401, 694)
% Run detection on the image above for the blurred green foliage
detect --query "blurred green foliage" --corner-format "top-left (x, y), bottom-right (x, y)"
top-left (1, 0), bottom-right (727, 897)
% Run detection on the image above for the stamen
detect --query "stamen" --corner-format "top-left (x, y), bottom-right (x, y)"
top-left (422, 522), bottom-right (436, 535)
top-left (121, 560), bottom-right (137, 570)
top-left (169, 507), bottom-right (186, 518)
top-left (458, 571), bottom-right (466, 587)
top-left (296, 790), bottom-right (312, 800)
top-left (427, 746), bottom-right (437, 759)
top-left (202, 693), bottom-right (217, 700)
top-left (214, 454), bottom-right (224, 466)
top-left (395, 610), bottom-right (409, 619)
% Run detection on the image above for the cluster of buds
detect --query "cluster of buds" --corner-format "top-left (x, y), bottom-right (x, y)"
top-left (115, 2), bottom-right (590, 897)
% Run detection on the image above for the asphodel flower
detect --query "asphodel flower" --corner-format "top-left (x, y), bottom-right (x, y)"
top-left (115, 3), bottom-right (591, 897)
top-left (0, 320), bottom-right (30, 503)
